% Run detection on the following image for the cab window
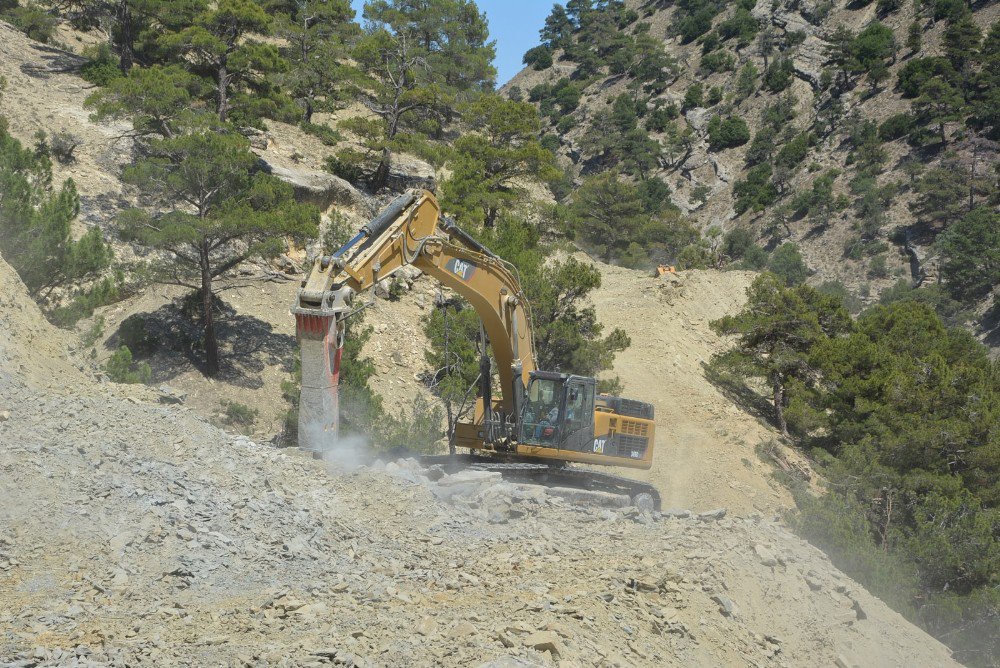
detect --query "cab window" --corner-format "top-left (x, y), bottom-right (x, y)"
top-left (521, 377), bottom-right (563, 443)
top-left (565, 382), bottom-right (591, 431)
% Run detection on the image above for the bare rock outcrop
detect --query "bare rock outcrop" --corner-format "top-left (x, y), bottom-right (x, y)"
top-left (260, 160), bottom-right (365, 210)
top-left (387, 153), bottom-right (437, 192)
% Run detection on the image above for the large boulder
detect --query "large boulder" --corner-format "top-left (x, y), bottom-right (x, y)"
top-left (685, 107), bottom-right (713, 134)
top-left (387, 154), bottom-right (437, 192)
top-left (260, 160), bottom-right (364, 210)
top-left (792, 35), bottom-right (829, 89)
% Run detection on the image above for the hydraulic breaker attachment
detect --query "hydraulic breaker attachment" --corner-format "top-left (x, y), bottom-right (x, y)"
top-left (295, 312), bottom-right (343, 454)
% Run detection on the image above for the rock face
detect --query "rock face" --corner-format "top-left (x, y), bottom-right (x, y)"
top-left (260, 160), bottom-right (364, 210)
top-left (387, 153), bottom-right (437, 192)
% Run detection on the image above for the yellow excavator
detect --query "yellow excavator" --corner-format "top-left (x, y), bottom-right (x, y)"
top-left (293, 190), bottom-right (660, 508)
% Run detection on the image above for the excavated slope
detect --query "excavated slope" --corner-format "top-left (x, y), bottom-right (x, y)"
top-left (0, 253), bottom-right (959, 667)
top-left (586, 260), bottom-right (799, 516)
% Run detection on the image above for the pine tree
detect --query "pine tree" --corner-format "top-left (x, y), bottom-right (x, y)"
top-left (711, 273), bottom-right (851, 435)
top-left (116, 130), bottom-right (318, 375)
top-left (160, 0), bottom-right (284, 123)
top-left (939, 207), bottom-right (1000, 302)
top-left (913, 76), bottom-right (965, 144)
top-left (362, 0), bottom-right (496, 97)
top-left (540, 3), bottom-right (574, 50)
top-left (907, 20), bottom-right (923, 54)
top-left (910, 164), bottom-right (968, 227)
top-left (272, 0), bottom-right (358, 123)
top-left (351, 28), bottom-right (439, 191)
top-left (943, 15), bottom-right (981, 72)
top-left (54, 0), bottom-right (207, 71)
top-left (85, 64), bottom-right (207, 138)
top-left (569, 173), bottom-right (648, 263)
top-left (824, 25), bottom-right (856, 90)
top-left (441, 95), bottom-right (557, 227)
top-left (0, 118), bottom-right (112, 300)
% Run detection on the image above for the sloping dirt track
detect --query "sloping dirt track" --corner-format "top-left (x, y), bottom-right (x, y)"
top-left (588, 260), bottom-right (796, 516)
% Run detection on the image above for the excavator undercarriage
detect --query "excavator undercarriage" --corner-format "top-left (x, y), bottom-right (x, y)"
top-left (294, 190), bottom-right (661, 509)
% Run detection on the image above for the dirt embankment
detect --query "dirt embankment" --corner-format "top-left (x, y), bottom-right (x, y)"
top-left (587, 261), bottom-right (803, 516)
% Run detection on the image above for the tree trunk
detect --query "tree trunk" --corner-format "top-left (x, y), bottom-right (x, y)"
top-left (772, 379), bottom-right (788, 436)
top-left (200, 244), bottom-right (219, 376)
top-left (484, 206), bottom-right (498, 228)
top-left (303, 96), bottom-right (313, 124)
top-left (218, 63), bottom-right (230, 123)
top-left (115, 0), bottom-right (135, 73)
top-left (371, 147), bottom-right (391, 192)
top-left (939, 122), bottom-right (946, 145)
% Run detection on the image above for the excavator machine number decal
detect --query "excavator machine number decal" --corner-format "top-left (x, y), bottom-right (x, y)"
top-left (446, 258), bottom-right (477, 281)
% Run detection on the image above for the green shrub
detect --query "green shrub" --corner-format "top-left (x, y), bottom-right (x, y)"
top-left (700, 50), bottom-right (735, 74)
top-left (939, 207), bottom-right (1000, 303)
top-left (763, 57), bottom-right (794, 92)
top-left (744, 127), bottom-right (776, 166)
top-left (691, 184), bottom-right (711, 205)
top-left (523, 44), bottom-right (553, 70)
top-left (556, 114), bottom-right (576, 134)
top-left (707, 116), bottom-right (750, 151)
top-left (705, 86), bottom-right (723, 106)
top-left (637, 178), bottom-right (673, 214)
top-left (896, 57), bottom-right (956, 98)
top-left (677, 6), bottom-right (718, 43)
top-left (79, 44), bottom-right (123, 86)
top-left (300, 121), bottom-right (343, 146)
top-left (741, 245), bottom-right (769, 270)
top-left (775, 132), bottom-right (813, 170)
top-left (104, 346), bottom-right (152, 384)
top-left (733, 164), bottom-right (778, 214)
top-left (734, 62), bottom-right (760, 100)
top-left (677, 241), bottom-right (712, 269)
top-left (682, 82), bottom-right (703, 110)
top-left (528, 83), bottom-right (551, 103)
top-left (372, 393), bottom-right (443, 453)
top-left (879, 113), bottom-right (915, 141)
top-left (553, 78), bottom-right (582, 114)
top-left (816, 280), bottom-right (863, 313)
top-left (868, 253), bottom-right (890, 278)
top-left (718, 7), bottom-right (760, 46)
top-left (2, 2), bottom-right (57, 43)
top-left (324, 149), bottom-right (367, 183)
top-left (48, 273), bottom-right (124, 327)
top-left (722, 227), bottom-right (755, 261)
top-left (221, 399), bottom-right (258, 433)
top-left (647, 105), bottom-right (678, 132)
top-left (81, 316), bottom-right (105, 348)
top-left (767, 242), bottom-right (809, 285)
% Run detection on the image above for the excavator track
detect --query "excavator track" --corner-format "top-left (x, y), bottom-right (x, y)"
top-left (419, 454), bottom-right (662, 511)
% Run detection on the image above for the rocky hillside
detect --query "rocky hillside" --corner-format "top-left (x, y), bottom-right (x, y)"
top-left (507, 0), bottom-right (999, 328)
top-left (0, 249), bottom-right (960, 667)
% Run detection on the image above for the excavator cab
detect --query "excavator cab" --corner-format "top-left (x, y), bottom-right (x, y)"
top-left (519, 372), bottom-right (596, 453)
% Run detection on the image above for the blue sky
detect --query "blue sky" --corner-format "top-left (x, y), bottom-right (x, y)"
top-left (350, 1), bottom-right (552, 86)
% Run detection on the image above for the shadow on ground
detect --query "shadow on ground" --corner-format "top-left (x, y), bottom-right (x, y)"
top-left (701, 361), bottom-right (777, 431)
top-left (19, 43), bottom-right (85, 78)
top-left (106, 295), bottom-right (295, 388)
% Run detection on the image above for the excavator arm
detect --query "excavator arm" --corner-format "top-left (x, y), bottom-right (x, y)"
top-left (294, 190), bottom-right (535, 451)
